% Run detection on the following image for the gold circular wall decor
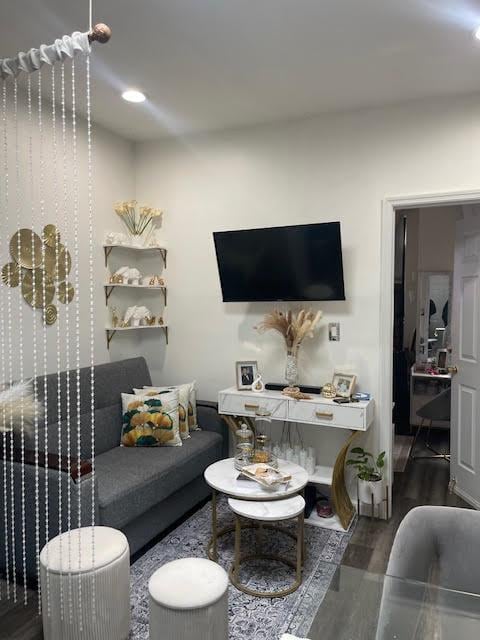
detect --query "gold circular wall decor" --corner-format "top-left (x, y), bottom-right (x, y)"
top-left (57, 281), bottom-right (74, 304)
top-left (21, 269), bottom-right (55, 308)
top-left (43, 304), bottom-right (58, 326)
top-left (44, 244), bottom-right (72, 280)
top-left (1, 262), bottom-right (20, 287)
top-left (10, 229), bottom-right (43, 269)
top-left (42, 224), bottom-right (61, 248)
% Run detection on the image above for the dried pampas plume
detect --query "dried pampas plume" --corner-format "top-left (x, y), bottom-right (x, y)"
top-left (0, 380), bottom-right (43, 434)
top-left (255, 308), bottom-right (322, 352)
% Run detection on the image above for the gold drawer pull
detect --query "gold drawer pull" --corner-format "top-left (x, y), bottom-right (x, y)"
top-left (244, 403), bottom-right (259, 411)
top-left (316, 411), bottom-right (334, 419)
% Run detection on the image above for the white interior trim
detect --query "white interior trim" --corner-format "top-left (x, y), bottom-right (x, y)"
top-left (380, 189), bottom-right (480, 518)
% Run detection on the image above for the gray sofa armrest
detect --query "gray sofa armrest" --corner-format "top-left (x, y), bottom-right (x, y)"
top-left (197, 400), bottom-right (229, 457)
top-left (0, 458), bottom-right (99, 583)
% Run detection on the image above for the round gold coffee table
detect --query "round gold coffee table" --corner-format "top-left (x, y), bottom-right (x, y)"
top-left (204, 457), bottom-right (309, 563)
top-left (228, 494), bottom-right (305, 598)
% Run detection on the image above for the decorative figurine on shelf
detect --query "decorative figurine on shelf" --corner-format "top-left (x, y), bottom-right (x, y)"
top-left (148, 274), bottom-right (164, 287)
top-left (127, 268), bottom-right (141, 285)
top-left (251, 373), bottom-right (265, 393)
top-left (146, 316), bottom-right (157, 326)
top-left (321, 383), bottom-right (337, 399)
top-left (110, 306), bottom-right (120, 328)
top-left (158, 316), bottom-right (164, 326)
top-left (104, 231), bottom-right (128, 246)
top-left (123, 305), bottom-right (152, 327)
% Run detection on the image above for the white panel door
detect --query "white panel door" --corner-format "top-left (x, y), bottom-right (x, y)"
top-left (451, 213), bottom-right (480, 508)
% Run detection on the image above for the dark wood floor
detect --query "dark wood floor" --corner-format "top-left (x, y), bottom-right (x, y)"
top-left (343, 431), bottom-right (468, 575)
top-left (308, 431), bottom-right (470, 640)
top-left (0, 432), bottom-right (470, 639)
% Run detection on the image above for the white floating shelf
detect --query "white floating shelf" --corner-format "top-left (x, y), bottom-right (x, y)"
top-left (105, 324), bottom-right (167, 330)
top-left (103, 244), bottom-right (167, 268)
top-left (103, 282), bottom-right (167, 305)
top-left (104, 283), bottom-right (165, 289)
top-left (308, 465), bottom-right (334, 486)
top-left (102, 244), bottom-right (166, 251)
top-left (105, 324), bottom-right (168, 348)
top-left (305, 509), bottom-right (355, 532)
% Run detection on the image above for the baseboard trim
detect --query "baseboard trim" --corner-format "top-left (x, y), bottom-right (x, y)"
top-left (453, 485), bottom-right (480, 510)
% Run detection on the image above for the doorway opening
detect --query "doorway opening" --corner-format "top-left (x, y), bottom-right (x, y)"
top-left (389, 201), bottom-right (479, 511)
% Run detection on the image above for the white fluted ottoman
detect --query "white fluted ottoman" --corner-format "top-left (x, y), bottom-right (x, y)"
top-left (148, 558), bottom-right (228, 640)
top-left (40, 526), bottom-right (130, 640)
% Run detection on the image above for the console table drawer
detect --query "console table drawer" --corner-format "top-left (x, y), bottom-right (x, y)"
top-left (218, 393), bottom-right (288, 420)
top-left (288, 401), bottom-right (366, 430)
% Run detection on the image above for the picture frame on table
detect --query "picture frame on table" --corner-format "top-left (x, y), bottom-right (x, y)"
top-left (236, 361), bottom-right (258, 390)
top-left (332, 372), bottom-right (357, 398)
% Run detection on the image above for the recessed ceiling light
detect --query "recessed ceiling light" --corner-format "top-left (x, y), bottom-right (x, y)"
top-left (122, 89), bottom-right (146, 103)
top-left (474, 25), bottom-right (480, 41)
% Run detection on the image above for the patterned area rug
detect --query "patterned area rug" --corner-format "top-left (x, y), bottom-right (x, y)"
top-left (130, 497), bottom-right (354, 640)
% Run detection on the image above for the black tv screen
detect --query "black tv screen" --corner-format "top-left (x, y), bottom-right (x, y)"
top-left (213, 222), bottom-right (345, 302)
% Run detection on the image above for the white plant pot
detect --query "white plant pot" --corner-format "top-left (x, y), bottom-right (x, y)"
top-left (358, 478), bottom-right (384, 505)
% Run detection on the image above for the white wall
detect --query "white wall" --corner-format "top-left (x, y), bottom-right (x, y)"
top-left (134, 92), bottom-right (480, 465)
top-left (400, 205), bottom-right (459, 350)
top-left (417, 206), bottom-right (458, 272)
top-left (0, 88), bottom-right (136, 381)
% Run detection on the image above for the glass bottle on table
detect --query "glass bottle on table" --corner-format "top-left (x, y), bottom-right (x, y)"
top-left (253, 408), bottom-right (278, 468)
top-left (234, 422), bottom-right (254, 471)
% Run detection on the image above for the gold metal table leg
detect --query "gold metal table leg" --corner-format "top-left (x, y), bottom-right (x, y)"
top-left (331, 430), bottom-right (359, 530)
top-left (211, 490), bottom-right (218, 562)
top-left (228, 516), bottom-right (305, 598)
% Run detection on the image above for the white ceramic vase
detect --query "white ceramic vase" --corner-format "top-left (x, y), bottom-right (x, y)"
top-left (358, 477), bottom-right (384, 505)
top-left (130, 234), bottom-right (146, 248)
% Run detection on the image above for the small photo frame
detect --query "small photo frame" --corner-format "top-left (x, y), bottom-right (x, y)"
top-left (332, 372), bottom-right (357, 398)
top-left (236, 361), bottom-right (258, 390)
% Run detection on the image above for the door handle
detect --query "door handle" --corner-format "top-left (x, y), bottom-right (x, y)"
top-left (447, 366), bottom-right (458, 375)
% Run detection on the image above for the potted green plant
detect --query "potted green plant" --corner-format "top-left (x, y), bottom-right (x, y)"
top-left (346, 447), bottom-right (386, 504)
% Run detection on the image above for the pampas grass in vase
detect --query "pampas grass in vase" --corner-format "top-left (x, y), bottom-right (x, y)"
top-left (255, 309), bottom-right (322, 390)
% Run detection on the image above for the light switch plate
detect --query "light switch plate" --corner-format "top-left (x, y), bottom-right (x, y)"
top-left (328, 322), bottom-right (340, 341)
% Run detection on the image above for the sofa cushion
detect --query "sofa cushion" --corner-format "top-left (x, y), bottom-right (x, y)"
top-left (95, 430), bottom-right (223, 529)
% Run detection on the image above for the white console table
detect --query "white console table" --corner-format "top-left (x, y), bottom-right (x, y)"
top-left (218, 387), bottom-right (375, 530)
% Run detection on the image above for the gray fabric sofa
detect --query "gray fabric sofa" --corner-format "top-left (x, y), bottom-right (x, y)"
top-left (0, 357), bottom-right (228, 581)
top-left (376, 505), bottom-right (480, 639)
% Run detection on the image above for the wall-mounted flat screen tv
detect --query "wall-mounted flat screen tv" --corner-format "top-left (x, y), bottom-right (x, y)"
top-left (213, 222), bottom-right (345, 302)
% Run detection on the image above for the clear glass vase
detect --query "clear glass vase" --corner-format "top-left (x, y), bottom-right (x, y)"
top-left (284, 349), bottom-right (299, 389)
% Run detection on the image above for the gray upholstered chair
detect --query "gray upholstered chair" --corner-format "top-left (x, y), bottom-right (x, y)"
top-left (376, 506), bottom-right (480, 639)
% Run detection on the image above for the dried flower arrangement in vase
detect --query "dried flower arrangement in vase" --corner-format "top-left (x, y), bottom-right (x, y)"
top-left (255, 309), bottom-right (322, 391)
top-left (114, 200), bottom-right (163, 247)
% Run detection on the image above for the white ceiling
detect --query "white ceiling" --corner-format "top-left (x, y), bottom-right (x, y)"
top-left (2, 0), bottom-right (480, 141)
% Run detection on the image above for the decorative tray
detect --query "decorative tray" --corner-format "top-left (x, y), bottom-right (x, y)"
top-left (240, 463), bottom-right (291, 488)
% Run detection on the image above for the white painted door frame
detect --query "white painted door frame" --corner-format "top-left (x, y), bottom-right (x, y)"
top-left (379, 189), bottom-right (480, 515)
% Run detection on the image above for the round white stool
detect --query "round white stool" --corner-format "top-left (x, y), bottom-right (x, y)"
top-left (40, 526), bottom-right (130, 640)
top-left (148, 557), bottom-right (228, 640)
top-left (228, 494), bottom-right (305, 598)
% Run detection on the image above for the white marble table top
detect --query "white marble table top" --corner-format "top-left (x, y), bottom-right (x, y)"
top-left (204, 458), bottom-right (309, 500)
top-left (228, 495), bottom-right (305, 521)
